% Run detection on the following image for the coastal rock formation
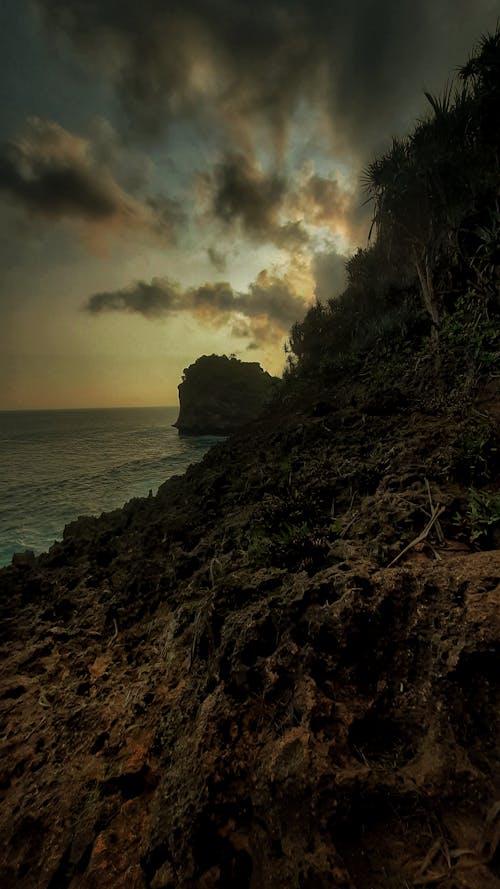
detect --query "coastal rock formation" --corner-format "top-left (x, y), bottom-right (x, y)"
top-left (0, 379), bottom-right (499, 888)
top-left (174, 354), bottom-right (278, 435)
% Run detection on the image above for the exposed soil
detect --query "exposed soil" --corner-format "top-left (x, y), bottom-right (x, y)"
top-left (0, 382), bottom-right (499, 888)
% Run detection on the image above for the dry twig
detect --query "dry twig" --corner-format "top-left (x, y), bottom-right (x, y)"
top-left (387, 504), bottom-right (446, 568)
top-left (340, 511), bottom-right (360, 538)
top-left (425, 478), bottom-right (445, 544)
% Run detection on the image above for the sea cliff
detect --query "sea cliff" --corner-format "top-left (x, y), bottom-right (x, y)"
top-left (174, 354), bottom-right (278, 435)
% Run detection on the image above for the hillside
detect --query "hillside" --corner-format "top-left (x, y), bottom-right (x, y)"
top-left (1, 377), bottom-right (499, 887)
top-left (0, 29), bottom-right (499, 889)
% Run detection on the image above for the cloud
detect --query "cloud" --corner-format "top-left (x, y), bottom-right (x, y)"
top-left (207, 246), bottom-right (227, 272)
top-left (298, 176), bottom-right (350, 225)
top-left (144, 195), bottom-right (185, 237)
top-left (34, 0), bottom-right (498, 159)
top-left (205, 155), bottom-right (367, 251)
top-left (287, 171), bottom-right (369, 247)
top-left (0, 117), bottom-right (183, 241)
top-left (0, 118), bottom-right (119, 219)
top-left (241, 270), bottom-right (307, 328)
top-left (312, 250), bottom-right (348, 303)
top-left (85, 268), bottom-right (308, 343)
top-left (86, 279), bottom-right (180, 317)
top-left (33, 1), bottom-right (496, 267)
top-left (293, 174), bottom-right (360, 235)
top-left (209, 152), bottom-right (309, 250)
top-left (211, 153), bottom-right (283, 232)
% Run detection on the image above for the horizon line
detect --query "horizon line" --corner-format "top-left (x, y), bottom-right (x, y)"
top-left (0, 404), bottom-right (177, 413)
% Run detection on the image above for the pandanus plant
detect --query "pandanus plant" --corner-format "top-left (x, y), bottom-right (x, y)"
top-left (458, 29), bottom-right (500, 214)
top-left (363, 27), bottom-right (500, 350)
top-left (362, 84), bottom-right (475, 350)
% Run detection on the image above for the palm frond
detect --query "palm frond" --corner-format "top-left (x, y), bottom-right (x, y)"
top-left (424, 80), bottom-right (454, 118)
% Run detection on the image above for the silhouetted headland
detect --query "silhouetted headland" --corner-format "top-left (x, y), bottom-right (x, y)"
top-left (173, 354), bottom-right (279, 435)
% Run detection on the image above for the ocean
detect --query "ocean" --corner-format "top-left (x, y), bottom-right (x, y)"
top-left (0, 406), bottom-right (223, 568)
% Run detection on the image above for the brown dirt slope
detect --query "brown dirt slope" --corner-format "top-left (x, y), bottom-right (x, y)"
top-left (0, 382), bottom-right (499, 888)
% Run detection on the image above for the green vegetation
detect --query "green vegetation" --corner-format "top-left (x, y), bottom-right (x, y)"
top-left (449, 416), bottom-right (499, 484)
top-left (285, 29), bottom-right (500, 400)
top-left (454, 488), bottom-right (500, 545)
top-left (246, 520), bottom-right (330, 569)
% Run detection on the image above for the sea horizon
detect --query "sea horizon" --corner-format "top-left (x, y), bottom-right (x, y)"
top-left (0, 404), bottom-right (177, 413)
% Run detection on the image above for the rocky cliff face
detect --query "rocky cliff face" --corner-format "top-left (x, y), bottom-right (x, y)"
top-left (174, 355), bottom-right (278, 435)
top-left (0, 378), bottom-right (499, 888)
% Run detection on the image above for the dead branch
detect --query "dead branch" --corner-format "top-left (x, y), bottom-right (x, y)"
top-left (425, 477), bottom-right (445, 544)
top-left (387, 504), bottom-right (446, 568)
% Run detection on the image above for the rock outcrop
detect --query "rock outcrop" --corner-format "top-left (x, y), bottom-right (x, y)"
top-left (174, 354), bottom-right (278, 435)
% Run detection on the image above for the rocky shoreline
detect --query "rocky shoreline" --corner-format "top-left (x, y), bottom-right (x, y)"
top-left (0, 377), bottom-right (498, 888)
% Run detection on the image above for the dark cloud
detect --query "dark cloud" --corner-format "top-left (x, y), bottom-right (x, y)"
top-left (86, 279), bottom-right (179, 317)
top-left (207, 157), bottom-right (367, 250)
top-left (0, 118), bottom-right (119, 219)
top-left (85, 269), bottom-right (308, 343)
top-left (35, 0), bottom-right (498, 158)
top-left (32, 1), bottom-right (496, 269)
top-left (212, 153), bottom-right (283, 232)
top-left (210, 153), bottom-right (308, 249)
top-left (207, 246), bottom-right (227, 272)
top-left (312, 250), bottom-right (348, 303)
top-left (0, 117), bottom-right (183, 240)
top-left (241, 271), bottom-right (307, 328)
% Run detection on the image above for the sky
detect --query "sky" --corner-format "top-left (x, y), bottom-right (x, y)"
top-left (0, 0), bottom-right (498, 409)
